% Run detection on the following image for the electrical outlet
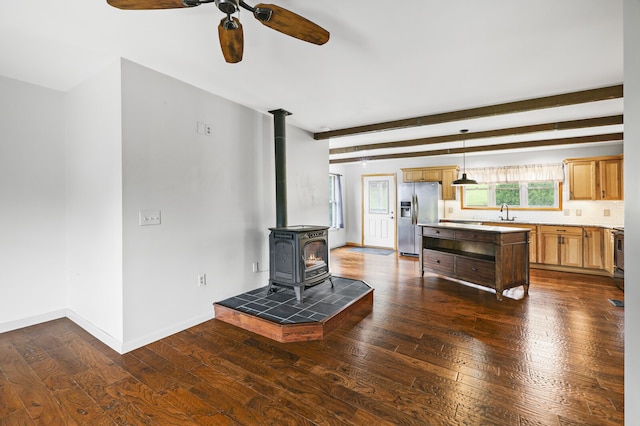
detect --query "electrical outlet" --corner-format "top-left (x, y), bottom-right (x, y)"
top-left (197, 121), bottom-right (213, 136)
top-left (198, 274), bottom-right (206, 287)
top-left (563, 209), bottom-right (570, 216)
top-left (448, 207), bottom-right (454, 214)
top-left (252, 262), bottom-right (259, 273)
top-left (576, 209), bottom-right (582, 216)
top-left (604, 209), bottom-right (611, 217)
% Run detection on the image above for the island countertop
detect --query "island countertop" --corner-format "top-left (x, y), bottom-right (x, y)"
top-left (418, 222), bottom-right (532, 234)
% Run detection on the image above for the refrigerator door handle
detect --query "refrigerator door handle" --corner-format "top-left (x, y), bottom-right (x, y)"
top-left (412, 194), bottom-right (418, 225)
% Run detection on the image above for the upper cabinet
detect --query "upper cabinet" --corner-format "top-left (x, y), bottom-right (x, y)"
top-left (564, 155), bottom-right (623, 200)
top-left (401, 166), bottom-right (459, 200)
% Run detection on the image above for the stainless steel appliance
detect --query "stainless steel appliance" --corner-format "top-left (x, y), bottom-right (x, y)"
top-left (613, 227), bottom-right (624, 291)
top-left (398, 182), bottom-right (441, 256)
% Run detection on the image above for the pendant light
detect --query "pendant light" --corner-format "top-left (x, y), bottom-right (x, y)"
top-left (451, 129), bottom-right (478, 186)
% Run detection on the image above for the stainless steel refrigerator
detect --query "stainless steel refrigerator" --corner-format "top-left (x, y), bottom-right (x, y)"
top-left (398, 182), bottom-right (441, 256)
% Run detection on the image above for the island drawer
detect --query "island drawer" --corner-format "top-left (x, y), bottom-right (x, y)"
top-left (422, 227), bottom-right (455, 239)
top-left (453, 230), bottom-right (496, 243)
top-left (456, 257), bottom-right (495, 286)
top-left (422, 249), bottom-right (454, 275)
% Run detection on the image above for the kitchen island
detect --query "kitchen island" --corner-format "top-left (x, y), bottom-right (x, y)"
top-left (419, 222), bottom-right (530, 300)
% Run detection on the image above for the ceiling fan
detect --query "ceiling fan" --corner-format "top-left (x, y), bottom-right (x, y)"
top-left (106, 0), bottom-right (330, 63)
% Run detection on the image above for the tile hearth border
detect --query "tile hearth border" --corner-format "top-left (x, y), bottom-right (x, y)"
top-left (213, 277), bottom-right (373, 343)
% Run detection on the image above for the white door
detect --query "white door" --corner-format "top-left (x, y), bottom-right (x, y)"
top-left (362, 174), bottom-right (396, 249)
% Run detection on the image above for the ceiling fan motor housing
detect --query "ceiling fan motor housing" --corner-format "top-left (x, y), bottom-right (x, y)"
top-left (215, 0), bottom-right (239, 14)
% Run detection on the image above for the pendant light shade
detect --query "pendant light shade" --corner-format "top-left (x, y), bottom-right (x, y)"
top-left (451, 129), bottom-right (478, 186)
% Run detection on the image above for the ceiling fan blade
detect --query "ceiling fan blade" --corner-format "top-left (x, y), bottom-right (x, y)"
top-left (218, 17), bottom-right (244, 63)
top-left (253, 3), bottom-right (329, 45)
top-left (106, 0), bottom-right (194, 10)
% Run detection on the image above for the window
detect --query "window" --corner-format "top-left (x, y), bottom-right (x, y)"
top-left (329, 174), bottom-right (344, 228)
top-left (367, 180), bottom-right (389, 214)
top-left (462, 181), bottom-right (561, 210)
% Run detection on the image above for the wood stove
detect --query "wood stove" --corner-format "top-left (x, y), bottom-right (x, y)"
top-left (268, 225), bottom-right (332, 302)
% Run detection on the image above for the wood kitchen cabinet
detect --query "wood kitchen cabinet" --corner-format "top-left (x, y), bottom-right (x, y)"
top-left (583, 227), bottom-right (604, 270)
top-left (441, 168), bottom-right (459, 200)
top-left (603, 228), bottom-right (615, 276)
top-left (565, 155), bottom-right (623, 200)
top-left (402, 167), bottom-right (441, 182)
top-left (539, 225), bottom-right (583, 267)
top-left (401, 166), bottom-right (459, 200)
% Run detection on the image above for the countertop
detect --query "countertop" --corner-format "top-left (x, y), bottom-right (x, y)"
top-left (419, 222), bottom-right (533, 233)
top-left (439, 219), bottom-right (622, 229)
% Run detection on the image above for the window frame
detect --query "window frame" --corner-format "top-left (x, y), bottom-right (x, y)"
top-left (461, 181), bottom-right (563, 211)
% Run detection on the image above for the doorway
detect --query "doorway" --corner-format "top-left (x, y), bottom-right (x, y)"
top-left (362, 174), bottom-right (397, 249)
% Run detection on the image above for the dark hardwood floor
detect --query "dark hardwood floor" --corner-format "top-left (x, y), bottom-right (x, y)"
top-left (0, 247), bottom-right (624, 425)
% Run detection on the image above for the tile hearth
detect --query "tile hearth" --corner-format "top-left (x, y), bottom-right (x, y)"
top-left (213, 277), bottom-right (373, 342)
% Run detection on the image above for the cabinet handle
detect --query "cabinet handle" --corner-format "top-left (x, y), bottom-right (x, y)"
top-left (472, 267), bottom-right (478, 272)
top-left (602, 190), bottom-right (605, 198)
top-left (436, 260), bottom-right (440, 264)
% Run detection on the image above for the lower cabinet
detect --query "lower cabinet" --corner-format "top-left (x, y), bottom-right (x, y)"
top-left (583, 227), bottom-right (605, 270)
top-left (603, 228), bottom-right (615, 276)
top-left (481, 223), bottom-right (614, 275)
top-left (539, 225), bottom-right (583, 267)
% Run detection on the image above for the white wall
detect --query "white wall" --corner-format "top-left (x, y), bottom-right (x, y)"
top-left (119, 60), bottom-right (327, 352)
top-left (65, 60), bottom-right (124, 347)
top-left (1, 59), bottom-right (329, 353)
top-left (624, 0), bottom-right (639, 420)
top-left (285, 124), bottom-right (330, 227)
top-left (331, 143), bottom-right (624, 246)
top-left (0, 77), bottom-right (67, 331)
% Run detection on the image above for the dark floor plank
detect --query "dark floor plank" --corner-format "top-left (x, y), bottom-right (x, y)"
top-left (0, 247), bottom-right (625, 425)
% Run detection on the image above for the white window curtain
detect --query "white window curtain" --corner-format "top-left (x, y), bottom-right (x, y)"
top-left (330, 173), bottom-right (344, 228)
top-left (465, 163), bottom-right (564, 184)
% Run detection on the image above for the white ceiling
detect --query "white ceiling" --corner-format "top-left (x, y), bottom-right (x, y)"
top-left (0, 0), bottom-right (624, 162)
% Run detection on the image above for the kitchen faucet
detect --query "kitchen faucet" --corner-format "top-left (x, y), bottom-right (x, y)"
top-left (499, 203), bottom-right (516, 221)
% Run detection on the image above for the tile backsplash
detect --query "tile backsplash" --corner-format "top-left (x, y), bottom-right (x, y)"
top-left (441, 199), bottom-right (624, 227)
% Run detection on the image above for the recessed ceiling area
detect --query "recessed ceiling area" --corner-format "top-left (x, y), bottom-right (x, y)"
top-left (0, 0), bottom-right (623, 156)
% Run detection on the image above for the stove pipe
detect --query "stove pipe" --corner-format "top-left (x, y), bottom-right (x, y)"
top-left (270, 108), bottom-right (291, 228)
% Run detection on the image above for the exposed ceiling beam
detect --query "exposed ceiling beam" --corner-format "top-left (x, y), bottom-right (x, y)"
top-left (329, 115), bottom-right (623, 155)
top-left (329, 133), bottom-right (623, 164)
top-left (316, 85), bottom-right (623, 140)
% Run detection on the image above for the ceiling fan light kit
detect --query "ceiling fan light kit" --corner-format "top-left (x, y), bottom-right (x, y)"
top-left (106, 0), bottom-right (329, 63)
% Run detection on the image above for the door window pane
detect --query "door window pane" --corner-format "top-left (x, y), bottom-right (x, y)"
top-left (368, 181), bottom-right (389, 214)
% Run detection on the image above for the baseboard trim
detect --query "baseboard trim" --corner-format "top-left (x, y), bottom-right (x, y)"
top-left (65, 309), bottom-right (125, 354)
top-left (2, 309), bottom-right (216, 355)
top-left (0, 310), bottom-right (66, 334)
top-left (120, 311), bottom-right (215, 354)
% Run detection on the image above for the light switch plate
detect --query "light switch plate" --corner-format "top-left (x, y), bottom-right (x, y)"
top-left (139, 210), bottom-right (161, 226)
